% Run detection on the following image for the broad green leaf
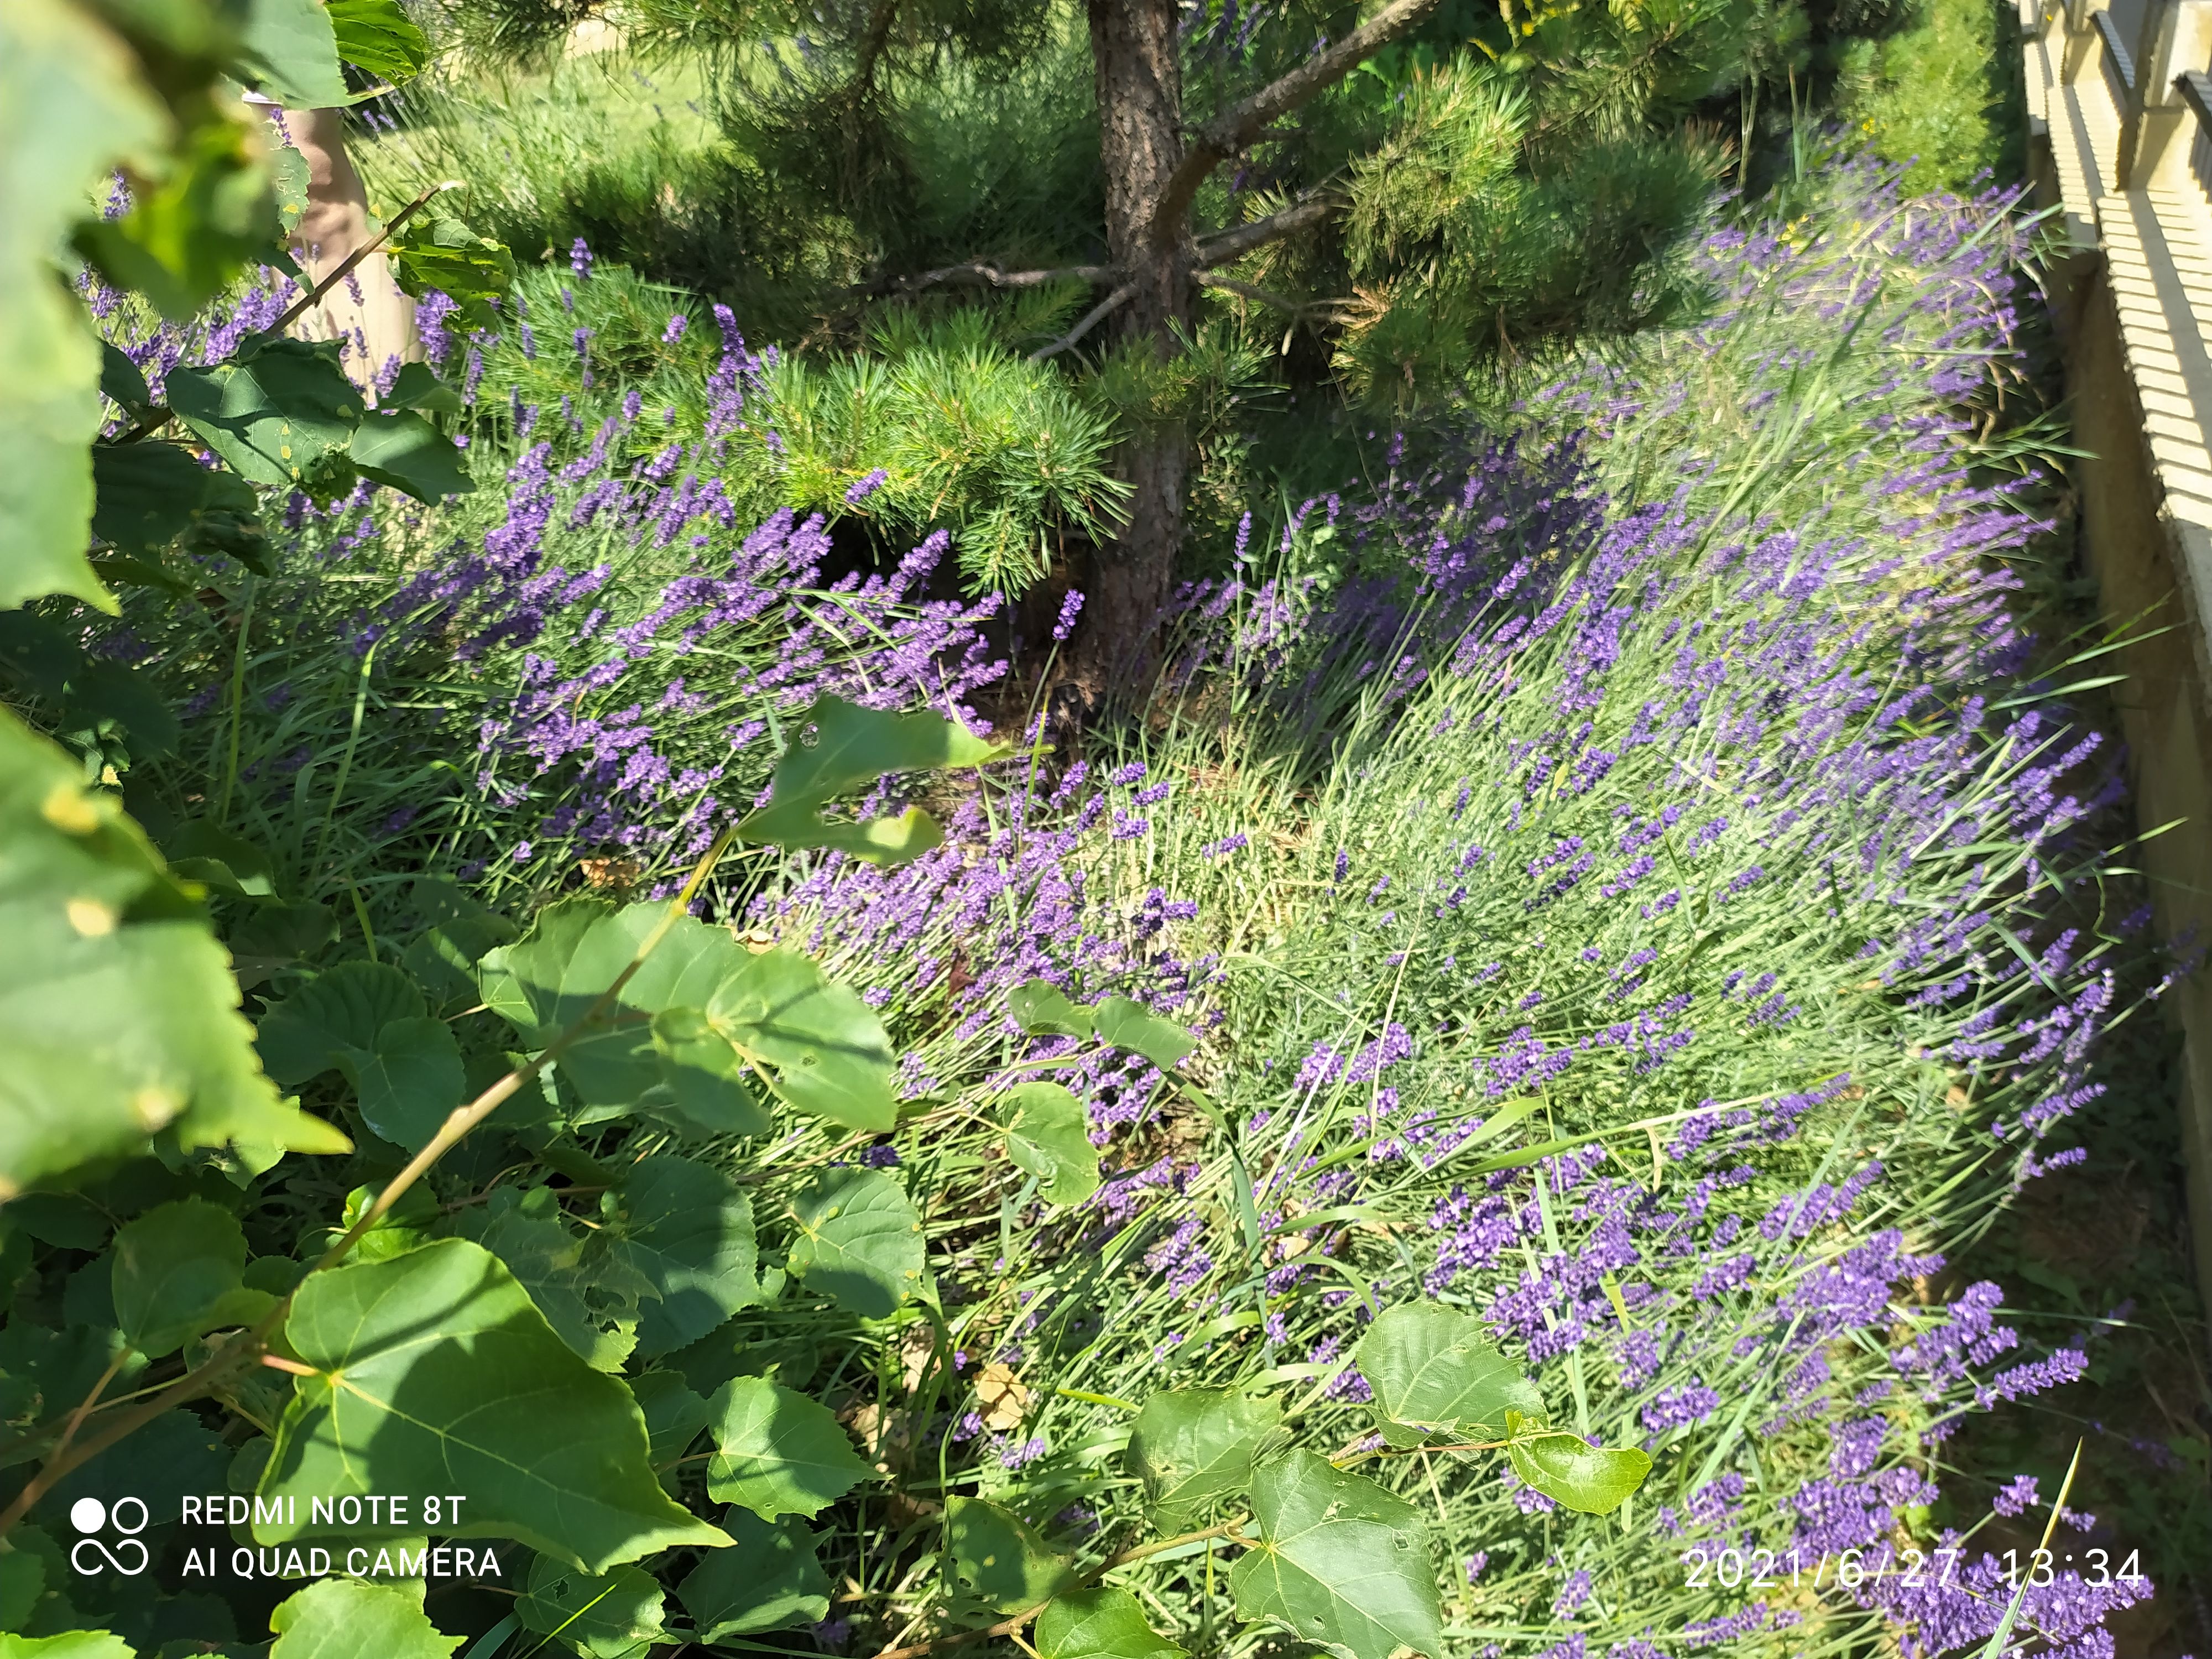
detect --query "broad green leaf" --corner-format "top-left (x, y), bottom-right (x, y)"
top-left (112, 1199), bottom-right (273, 1357)
top-left (1353, 1302), bottom-right (1541, 1448)
top-left (269, 1577), bottom-right (462, 1658)
top-left (257, 958), bottom-right (424, 1079)
top-left (735, 696), bottom-right (1006, 869)
top-left (390, 218), bottom-right (516, 333)
top-left (92, 442), bottom-right (263, 570)
top-left (705, 1376), bottom-right (872, 1520)
top-left (733, 800), bottom-right (946, 867)
top-left (0, 0), bottom-right (168, 613)
top-left (316, 1182), bottom-right (436, 1263)
top-left (237, 0), bottom-right (351, 107)
top-left (166, 337), bottom-right (364, 491)
top-left (458, 1186), bottom-right (648, 1372)
top-left (607, 1155), bottom-right (759, 1357)
top-left (1228, 1452), bottom-right (1443, 1659)
top-left (1126, 1387), bottom-right (1280, 1530)
top-left (678, 1510), bottom-right (829, 1637)
top-left (1093, 998), bottom-right (1192, 1071)
top-left (706, 948), bottom-right (898, 1132)
top-left (41, 1406), bottom-right (228, 1532)
top-left (401, 878), bottom-right (516, 1010)
top-left (334, 1016), bottom-right (465, 1152)
top-left (257, 1238), bottom-right (730, 1571)
top-left (164, 818), bottom-right (277, 898)
top-left (479, 900), bottom-right (742, 1116)
top-left (648, 1006), bottom-right (773, 1138)
top-left (98, 344), bottom-right (150, 414)
top-left (1008, 979), bottom-right (1091, 1038)
top-left (349, 409), bottom-right (473, 502)
top-left (1035, 1588), bottom-right (1187, 1659)
top-left (327, 0), bottom-right (430, 80)
top-left (0, 1635), bottom-right (135, 1658)
top-left (629, 1370), bottom-right (711, 1467)
top-left (519, 1557), bottom-right (664, 1659)
top-left (271, 143), bottom-right (311, 233)
top-left (1506, 1423), bottom-right (1651, 1515)
top-left (0, 1538), bottom-right (45, 1633)
top-left (384, 362), bottom-right (463, 415)
top-left (1001, 1082), bottom-right (1100, 1207)
top-left (0, 711), bottom-right (347, 1194)
top-left (0, 612), bottom-right (178, 754)
top-left (945, 1497), bottom-right (1076, 1613)
top-left (73, 115), bottom-right (277, 319)
top-left (786, 1167), bottom-right (926, 1318)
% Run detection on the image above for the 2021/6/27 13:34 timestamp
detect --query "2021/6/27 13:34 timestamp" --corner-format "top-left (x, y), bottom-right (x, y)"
top-left (1681, 1545), bottom-right (2147, 1591)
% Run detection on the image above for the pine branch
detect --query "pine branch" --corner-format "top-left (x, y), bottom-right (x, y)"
top-left (1148, 0), bottom-right (1445, 247)
top-left (1029, 282), bottom-right (1139, 359)
top-left (1194, 191), bottom-right (1340, 267)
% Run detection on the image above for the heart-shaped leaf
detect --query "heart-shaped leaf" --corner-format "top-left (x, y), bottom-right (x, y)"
top-left (349, 409), bottom-right (473, 503)
top-left (1002, 1082), bottom-right (1100, 1207)
top-left (786, 1168), bottom-right (927, 1318)
top-left (519, 1557), bottom-right (665, 1658)
top-left (1126, 1387), bottom-right (1280, 1530)
top-left (1036, 1588), bottom-right (1187, 1659)
top-left (1506, 1420), bottom-right (1651, 1515)
top-left (1008, 979), bottom-right (1092, 1038)
top-left (679, 1510), bottom-right (830, 1637)
top-left (1354, 1302), bottom-right (1541, 1447)
top-left (1093, 998), bottom-right (1192, 1071)
top-left (706, 1376), bottom-right (873, 1519)
top-left (257, 1239), bottom-right (729, 1572)
top-left (647, 1006), bottom-right (774, 1139)
top-left (257, 961), bottom-right (426, 1086)
top-left (1228, 1451), bottom-right (1443, 1659)
top-left (112, 1199), bottom-right (273, 1357)
top-left (735, 697), bottom-right (1005, 869)
top-left (335, 1015), bottom-right (465, 1152)
top-left (0, 712), bottom-right (347, 1192)
top-left (607, 1155), bottom-right (760, 1358)
top-left (268, 1577), bottom-right (462, 1658)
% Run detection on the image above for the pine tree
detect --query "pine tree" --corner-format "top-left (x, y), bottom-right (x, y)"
top-left (451, 0), bottom-right (1802, 675)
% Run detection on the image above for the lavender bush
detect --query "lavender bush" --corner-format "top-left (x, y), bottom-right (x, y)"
top-left (695, 167), bottom-right (2168, 1657)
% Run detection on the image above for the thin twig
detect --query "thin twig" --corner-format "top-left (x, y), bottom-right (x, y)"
top-left (862, 260), bottom-right (1117, 300)
top-left (268, 178), bottom-right (461, 340)
top-left (1196, 193), bottom-right (1341, 269)
top-left (1029, 284), bottom-right (1139, 362)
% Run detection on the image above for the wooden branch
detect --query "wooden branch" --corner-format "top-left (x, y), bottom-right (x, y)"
top-left (1195, 193), bottom-right (1340, 267)
top-left (1149, 0), bottom-right (1444, 246)
top-left (1029, 283), bottom-right (1139, 361)
top-left (863, 260), bottom-right (1118, 299)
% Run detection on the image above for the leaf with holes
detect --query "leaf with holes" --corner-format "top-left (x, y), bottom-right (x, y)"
top-left (166, 338), bottom-right (364, 492)
top-left (0, 711), bottom-right (347, 1194)
top-left (1126, 1387), bottom-right (1280, 1531)
top-left (257, 1239), bottom-right (729, 1571)
top-left (519, 1557), bottom-right (665, 1659)
top-left (607, 1155), bottom-right (759, 1357)
top-left (1001, 1082), bottom-right (1100, 1207)
top-left (268, 1577), bottom-right (462, 1658)
top-left (706, 948), bottom-right (898, 1133)
top-left (1354, 1302), bottom-right (1542, 1448)
top-left (457, 1186), bottom-right (649, 1373)
top-left (946, 1497), bottom-right (1077, 1613)
top-left (1228, 1451), bottom-right (1443, 1659)
top-left (1036, 1588), bottom-right (1187, 1659)
top-left (679, 1511), bottom-right (830, 1637)
top-left (111, 1199), bottom-right (273, 1358)
top-left (785, 1168), bottom-right (927, 1318)
top-left (705, 1377), bottom-right (873, 1520)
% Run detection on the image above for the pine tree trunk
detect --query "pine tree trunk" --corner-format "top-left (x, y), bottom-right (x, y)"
top-left (1079, 0), bottom-right (1193, 688)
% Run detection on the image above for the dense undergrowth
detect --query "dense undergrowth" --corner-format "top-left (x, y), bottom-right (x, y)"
top-left (7, 150), bottom-right (2201, 1657)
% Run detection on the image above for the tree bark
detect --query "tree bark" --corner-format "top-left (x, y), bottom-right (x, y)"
top-left (1077, 0), bottom-right (1193, 690)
